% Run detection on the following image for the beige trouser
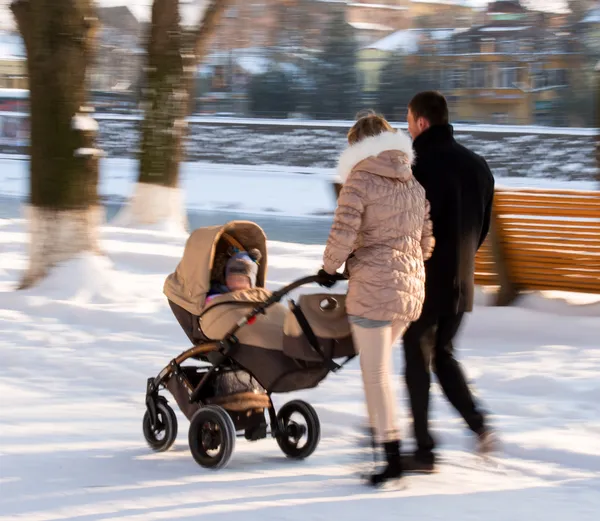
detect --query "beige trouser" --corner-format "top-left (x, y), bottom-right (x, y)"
top-left (351, 320), bottom-right (408, 444)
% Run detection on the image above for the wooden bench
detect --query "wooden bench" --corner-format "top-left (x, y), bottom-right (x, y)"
top-left (475, 188), bottom-right (600, 304)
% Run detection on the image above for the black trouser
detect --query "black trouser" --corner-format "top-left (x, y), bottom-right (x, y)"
top-left (402, 311), bottom-right (485, 454)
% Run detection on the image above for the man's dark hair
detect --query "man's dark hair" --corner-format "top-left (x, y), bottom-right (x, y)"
top-left (408, 91), bottom-right (449, 126)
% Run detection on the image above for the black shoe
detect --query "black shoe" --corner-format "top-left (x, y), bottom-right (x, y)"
top-left (368, 440), bottom-right (403, 487)
top-left (401, 450), bottom-right (436, 474)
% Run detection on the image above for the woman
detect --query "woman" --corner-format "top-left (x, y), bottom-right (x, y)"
top-left (318, 112), bottom-right (434, 487)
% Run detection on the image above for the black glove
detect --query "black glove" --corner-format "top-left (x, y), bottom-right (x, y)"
top-left (316, 269), bottom-right (337, 288)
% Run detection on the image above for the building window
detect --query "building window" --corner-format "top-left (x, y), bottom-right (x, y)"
top-left (481, 38), bottom-right (495, 54)
top-left (470, 64), bottom-right (485, 88)
top-left (211, 65), bottom-right (226, 91)
top-left (552, 69), bottom-right (568, 86)
top-left (530, 67), bottom-right (568, 89)
top-left (494, 64), bottom-right (518, 88)
top-left (520, 38), bottom-right (534, 53)
top-left (454, 38), bottom-right (470, 54)
top-left (491, 112), bottom-right (509, 124)
top-left (497, 40), bottom-right (518, 54)
top-left (450, 70), bottom-right (467, 89)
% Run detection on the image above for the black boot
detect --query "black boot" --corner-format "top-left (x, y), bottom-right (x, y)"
top-left (369, 440), bottom-right (403, 487)
top-left (401, 449), bottom-right (436, 474)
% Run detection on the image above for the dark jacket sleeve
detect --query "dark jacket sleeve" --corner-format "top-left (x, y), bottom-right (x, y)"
top-left (478, 160), bottom-right (495, 250)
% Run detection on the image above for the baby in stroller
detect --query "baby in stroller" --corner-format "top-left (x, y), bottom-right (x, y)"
top-left (145, 221), bottom-right (355, 470)
top-left (205, 248), bottom-right (262, 305)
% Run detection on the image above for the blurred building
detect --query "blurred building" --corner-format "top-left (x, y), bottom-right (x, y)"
top-left (0, 0), bottom-right (593, 125)
top-left (357, 1), bottom-right (478, 95)
top-left (363, 0), bottom-right (586, 125)
top-left (347, 1), bottom-right (410, 44)
top-left (0, 31), bottom-right (26, 90)
top-left (407, 0), bottom-right (478, 29)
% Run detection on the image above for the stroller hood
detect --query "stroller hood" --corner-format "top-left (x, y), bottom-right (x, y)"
top-left (164, 221), bottom-right (268, 315)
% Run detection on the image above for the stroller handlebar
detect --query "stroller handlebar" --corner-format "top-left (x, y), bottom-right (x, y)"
top-left (268, 272), bottom-right (347, 304)
top-left (221, 272), bottom-right (347, 346)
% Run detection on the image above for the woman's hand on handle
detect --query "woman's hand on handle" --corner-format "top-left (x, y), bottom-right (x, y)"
top-left (316, 269), bottom-right (339, 288)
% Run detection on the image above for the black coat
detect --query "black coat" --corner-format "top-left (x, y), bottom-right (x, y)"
top-left (412, 124), bottom-right (495, 315)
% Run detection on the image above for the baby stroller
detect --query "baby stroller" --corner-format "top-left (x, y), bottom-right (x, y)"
top-left (143, 221), bottom-right (356, 469)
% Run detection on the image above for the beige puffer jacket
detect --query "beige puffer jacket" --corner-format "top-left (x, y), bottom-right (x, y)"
top-left (323, 130), bottom-right (435, 323)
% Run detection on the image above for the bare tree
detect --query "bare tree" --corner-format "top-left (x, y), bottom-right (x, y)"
top-left (114, 0), bottom-right (231, 231)
top-left (11, 0), bottom-right (102, 288)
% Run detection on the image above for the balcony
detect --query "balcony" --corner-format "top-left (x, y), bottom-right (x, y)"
top-left (451, 88), bottom-right (526, 102)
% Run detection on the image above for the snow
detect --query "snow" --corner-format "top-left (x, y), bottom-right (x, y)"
top-left (349, 22), bottom-right (394, 32)
top-left (429, 28), bottom-right (464, 40)
top-left (74, 148), bottom-right (104, 158)
top-left (25, 252), bottom-right (133, 305)
top-left (0, 88), bottom-right (27, 99)
top-left (113, 182), bottom-right (188, 234)
top-left (366, 30), bottom-right (420, 54)
top-left (1, 217), bottom-right (600, 519)
top-left (235, 55), bottom-right (271, 75)
top-left (0, 32), bottom-right (25, 58)
top-left (72, 114), bottom-right (100, 133)
top-left (0, 157), bottom-right (337, 218)
top-left (479, 26), bottom-right (532, 32)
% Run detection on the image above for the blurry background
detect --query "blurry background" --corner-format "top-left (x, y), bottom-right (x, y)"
top-left (0, 0), bottom-right (598, 124)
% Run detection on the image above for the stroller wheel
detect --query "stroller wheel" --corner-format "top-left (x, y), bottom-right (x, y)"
top-left (143, 401), bottom-right (178, 452)
top-left (188, 405), bottom-right (236, 470)
top-left (276, 400), bottom-right (320, 460)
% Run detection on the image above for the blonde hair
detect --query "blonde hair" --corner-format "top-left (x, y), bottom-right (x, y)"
top-left (347, 110), bottom-right (395, 145)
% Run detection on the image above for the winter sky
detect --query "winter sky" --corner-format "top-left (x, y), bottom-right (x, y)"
top-left (0, 0), bottom-right (571, 28)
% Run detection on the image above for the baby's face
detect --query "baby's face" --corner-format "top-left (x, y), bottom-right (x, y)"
top-left (226, 273), bottom-right (251, 291)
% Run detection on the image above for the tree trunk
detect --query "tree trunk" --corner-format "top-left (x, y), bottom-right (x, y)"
top-left (115, 0), bottom-right (230, 230)
top-left (12, 0), bottom-right (102, 289)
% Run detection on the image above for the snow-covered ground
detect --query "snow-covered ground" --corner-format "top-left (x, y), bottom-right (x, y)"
top-left (1, 217), bottom-right (600, 520)
top-left (0, 156), bottom-right (597, 219)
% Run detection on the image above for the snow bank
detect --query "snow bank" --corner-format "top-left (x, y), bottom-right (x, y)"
top-left (516, 291), bottom-right (600, 317)
top-left (19, 253), bottom-right (134, 306)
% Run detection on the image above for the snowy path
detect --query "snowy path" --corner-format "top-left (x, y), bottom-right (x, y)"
top-left (1, 218), bottom-right (600, 520)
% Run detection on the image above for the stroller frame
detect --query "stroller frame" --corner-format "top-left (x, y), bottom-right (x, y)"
top-left (144, 273), bottom-right (353, 469)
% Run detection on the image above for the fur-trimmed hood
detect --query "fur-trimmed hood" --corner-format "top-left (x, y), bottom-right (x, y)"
top-left (337, 130), bottom-right (415, 183)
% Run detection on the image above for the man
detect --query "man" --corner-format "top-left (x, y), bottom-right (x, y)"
top-left (402, 91), bottom-right (495, 472)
